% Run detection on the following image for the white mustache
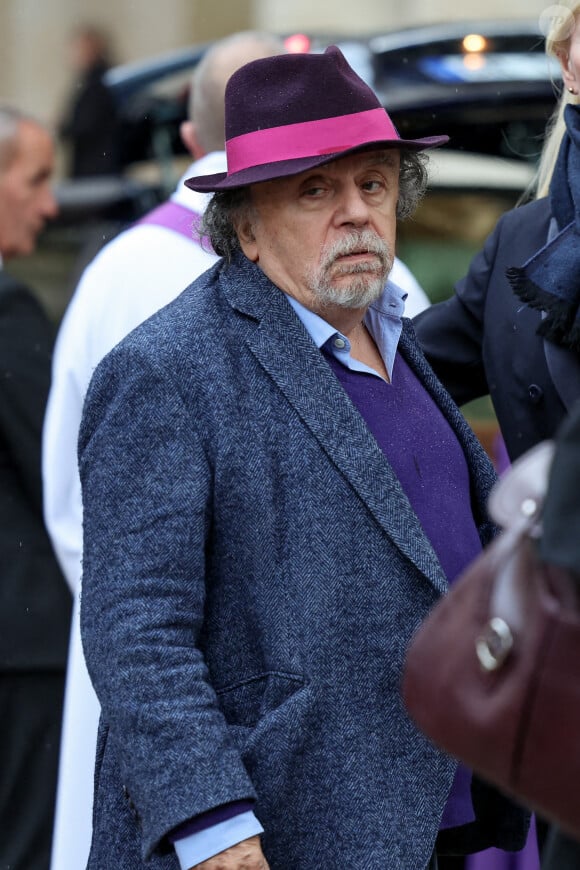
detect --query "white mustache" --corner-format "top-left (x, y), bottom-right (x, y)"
top-left (321, 231), bottom-right (391, 273)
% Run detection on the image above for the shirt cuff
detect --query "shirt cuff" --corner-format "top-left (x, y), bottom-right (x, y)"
top-left (173, 810), bottom-right (264, 869)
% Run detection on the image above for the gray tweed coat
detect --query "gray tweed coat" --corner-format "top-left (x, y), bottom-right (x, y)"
top-left (79, 252), bottom-right (524, 870)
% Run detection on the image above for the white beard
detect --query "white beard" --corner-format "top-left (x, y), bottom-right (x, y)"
top-left (307, 230), bottom-right (393, 310)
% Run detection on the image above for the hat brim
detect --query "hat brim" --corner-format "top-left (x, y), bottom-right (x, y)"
top-left (185, 135), bottom-right (449, 192)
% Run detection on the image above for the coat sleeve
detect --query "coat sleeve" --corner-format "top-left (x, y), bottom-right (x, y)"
top-left (78, 342), bottom-right (256, 859)
top-left (412, 213), bottom-right (506, 406)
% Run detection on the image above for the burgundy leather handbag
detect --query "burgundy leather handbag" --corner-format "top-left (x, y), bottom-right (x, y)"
top-left (402, 442), bottom-right (580, 840)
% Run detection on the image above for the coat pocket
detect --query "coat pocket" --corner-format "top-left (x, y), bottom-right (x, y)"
top-left (216, 670), bottom-right (306, 728)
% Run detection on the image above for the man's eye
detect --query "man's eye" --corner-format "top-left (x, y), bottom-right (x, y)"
top-left (363, 179), bottom-right (383, 192)
top-left (303, 186), bottom-right (325, 197)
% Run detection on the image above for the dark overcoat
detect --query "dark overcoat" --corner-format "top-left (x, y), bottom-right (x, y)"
top-left (0, 271), bottom-right (71, 870)
top-left (0, 273), bottom-right (71, 671)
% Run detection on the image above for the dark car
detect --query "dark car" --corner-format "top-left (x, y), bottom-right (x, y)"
top-left (369, 18), bottom-right (559, 160)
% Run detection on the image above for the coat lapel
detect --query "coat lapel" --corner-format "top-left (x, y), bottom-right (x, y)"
top-left (221, 258), bottom-right (448, 593)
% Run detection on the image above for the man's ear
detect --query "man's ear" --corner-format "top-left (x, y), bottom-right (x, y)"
top-left (236, 217), bottom-right (259, 262)
top-left (179, 121), bottom-right (204, 159)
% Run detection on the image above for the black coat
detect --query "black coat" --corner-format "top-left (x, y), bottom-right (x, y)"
top-left (414, 197), bottom-right (580, 463)
top-left (59, 61), bottom-right (121, 178)
top-left (0, 272), bottom-right (71, 671)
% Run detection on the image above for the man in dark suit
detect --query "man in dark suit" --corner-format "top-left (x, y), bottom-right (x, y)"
top-left (78, 49), bottom-right (528, 870)
top-left (0, 105), bottom-right (72, 869)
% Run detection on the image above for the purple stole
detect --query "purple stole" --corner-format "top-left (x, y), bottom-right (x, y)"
top-left (137, 200), bottom-right (211, 249)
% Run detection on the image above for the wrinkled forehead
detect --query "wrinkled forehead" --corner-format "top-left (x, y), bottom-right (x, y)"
top-left (252, 148), bottom-right (401, 197)
top-left (5, 121), bottom-right (54, 177)
top-left (15, 120), bottom-right (53, 155)
top-left (318, 148), bottom-right (400, 174)
top-left (303, 147), bottom-right (399, 177)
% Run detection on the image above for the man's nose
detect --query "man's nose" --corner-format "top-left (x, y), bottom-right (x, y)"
top-left (42, 186), bottom-right (59, 219)
top-left (334, 184), bottom-right (370, 227)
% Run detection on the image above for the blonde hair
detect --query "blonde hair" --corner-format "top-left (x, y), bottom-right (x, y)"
top-left (535, 1), bottom-right (580, 198)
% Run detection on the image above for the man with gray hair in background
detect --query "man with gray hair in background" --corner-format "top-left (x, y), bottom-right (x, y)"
top-left (0, 105), bottom-right (71, 870)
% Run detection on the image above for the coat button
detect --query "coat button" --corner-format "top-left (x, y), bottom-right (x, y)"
top-left (528, 384), bottom-right (543, 403)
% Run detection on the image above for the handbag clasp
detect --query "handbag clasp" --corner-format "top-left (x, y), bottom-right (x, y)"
top-left (476, 617), bottom-right (514, 672)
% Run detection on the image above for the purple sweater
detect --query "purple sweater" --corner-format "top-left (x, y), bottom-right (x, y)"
top-left (324, 348), bottom-right (483, 829)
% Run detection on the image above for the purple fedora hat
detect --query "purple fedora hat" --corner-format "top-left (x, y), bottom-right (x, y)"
top-left (185, 45), bottom-right (448, 192)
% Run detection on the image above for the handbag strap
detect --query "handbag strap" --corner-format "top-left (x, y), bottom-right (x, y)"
top-left (475, 441), bottom-right (555, 672)
top-left (488, 440), bottom-right (555, 533)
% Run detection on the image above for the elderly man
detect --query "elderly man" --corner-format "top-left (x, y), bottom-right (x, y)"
top-left (44, 34), bottom-right (431, 870)
top-left (0, 106), bottom-right (71, 869)
top-left (79, 48), bottom-right (528, 870)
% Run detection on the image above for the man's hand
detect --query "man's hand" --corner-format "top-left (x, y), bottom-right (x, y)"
top-left (190, 836), bottom-right (269, 870)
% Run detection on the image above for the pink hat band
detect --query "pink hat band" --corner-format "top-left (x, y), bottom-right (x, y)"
top-left (226, 108), bottom-right (399, 174)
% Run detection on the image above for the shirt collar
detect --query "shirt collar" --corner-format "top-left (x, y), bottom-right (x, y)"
top-left (171, 150), bottom-right (227, 214)
top-left (286, 281), bottom-right (405, 348)
top-left (285, 281), bottom-right (405, 380)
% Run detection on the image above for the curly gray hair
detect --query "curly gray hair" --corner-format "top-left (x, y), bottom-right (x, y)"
top-left (201, 149), bottom-right (429, 263)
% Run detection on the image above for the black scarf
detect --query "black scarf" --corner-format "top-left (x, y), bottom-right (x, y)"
top-left (507, 104), bottom-right (580, 352)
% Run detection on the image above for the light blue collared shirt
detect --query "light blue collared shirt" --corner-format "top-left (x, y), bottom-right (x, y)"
top-left (172, 279), bottom-right (405, 869)
top-left (173, 812), bottom-right (264, 869)
top-left (285, 279), bottom-right (406, 381)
